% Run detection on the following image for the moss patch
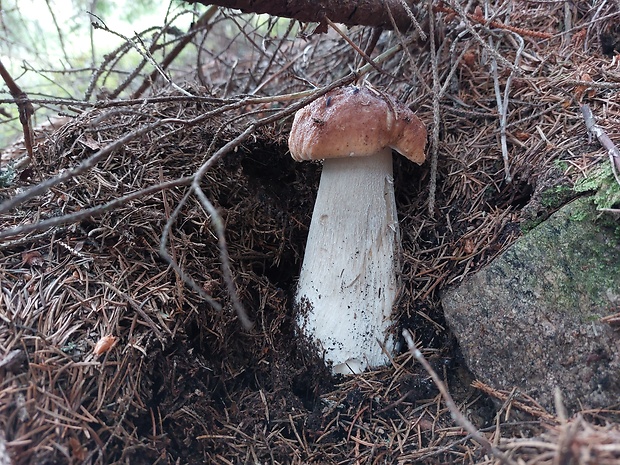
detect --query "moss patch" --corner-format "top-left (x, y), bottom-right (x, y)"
top-left (575, 164), bottom-right (620, 210)
top-left (520, 196), bottom-right (620, 317)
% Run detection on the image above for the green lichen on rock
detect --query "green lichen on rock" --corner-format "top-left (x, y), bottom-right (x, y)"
top-left (521, 163), bottom-right (619, 233)
top-left (540, 184), bottom-right (574, 209)
top-left (574, 163), bottom-right (620, 210)
top-left (571, 165), bottom-right (620, 238)
top-left (0, 165), bottom-right (16, 187)
top-left (512, 196), bottom-right (620, 319)
top-left (442, 195), bottom-right (620, 412)
top-left (520, 182), bottom-right (576, 233)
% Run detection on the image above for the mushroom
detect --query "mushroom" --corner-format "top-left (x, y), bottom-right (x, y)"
top-left (289, 86), bottom-right (426, 374)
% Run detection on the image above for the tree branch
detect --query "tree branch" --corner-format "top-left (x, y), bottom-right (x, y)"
top-left (185, 0), bottom-right (417, 31)
top-left (131, 6), bottom-right (219, 99)
top-left (581, 103), bottom-right (620, 186)
top-left (0, 60), bottom-right (35, 161)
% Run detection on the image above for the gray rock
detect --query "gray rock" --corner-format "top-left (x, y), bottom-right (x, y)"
top-left (442, 196), bottom-right (620, 413)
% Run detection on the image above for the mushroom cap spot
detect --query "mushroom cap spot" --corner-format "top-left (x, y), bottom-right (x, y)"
top-left (288, 86), bottom-right (427, 164)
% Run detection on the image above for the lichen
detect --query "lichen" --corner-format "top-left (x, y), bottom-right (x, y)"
top-left (0, 165), bottom-right (16, 187)
top-left (518, 197), bottom-right (620, 319)
top-left (541, 184), bottom-right (574, 209)
top-left (574, 164), bottom-right (620, 210)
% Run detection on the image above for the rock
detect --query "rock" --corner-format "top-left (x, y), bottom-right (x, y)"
top-left (442, 196), bottom-right (620, 413)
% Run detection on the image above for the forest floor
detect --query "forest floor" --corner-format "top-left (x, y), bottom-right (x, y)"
top-left (1, 1), bottom-right (620, 464)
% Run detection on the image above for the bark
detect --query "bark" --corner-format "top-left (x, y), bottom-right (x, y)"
top-left (185, 0), bottom-right (416, 31)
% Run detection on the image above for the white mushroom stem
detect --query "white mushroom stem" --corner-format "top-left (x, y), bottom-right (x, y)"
top-left (295, 149), bottom-right (400, 374)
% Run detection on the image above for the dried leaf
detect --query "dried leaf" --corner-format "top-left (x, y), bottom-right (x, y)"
top-left (514, 131), bottom-right (531, 142)
top-left (93, 335), bottom-right (118, 356)
top-left (21, 250), bottom-right (44, 267)
top-left (68, 436), bottom-right (86, 462)
top-left (77, 134), bottom-right (101, 150)
top-left (575, 73), bottom-right (596, 102)
top-left (463, 50), bottom-right (477, 68)
top-left (463, 238), bottom-right (476, 255)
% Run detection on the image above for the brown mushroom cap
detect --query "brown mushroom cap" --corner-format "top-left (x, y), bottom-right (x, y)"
top-left (288, 86), bottom-right (427, 164)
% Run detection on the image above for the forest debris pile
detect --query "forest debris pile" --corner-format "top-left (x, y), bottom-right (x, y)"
top-left (1, 1), bottom-right (619, 464)
top-left (501, 415), bottom-right (620, 465)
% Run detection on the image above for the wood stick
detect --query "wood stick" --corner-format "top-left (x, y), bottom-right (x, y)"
top-left (581, 104), bottom-right (620, 186)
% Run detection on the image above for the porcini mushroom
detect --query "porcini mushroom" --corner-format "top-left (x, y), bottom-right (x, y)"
top-left (289, 86), bottom-right (426, 374)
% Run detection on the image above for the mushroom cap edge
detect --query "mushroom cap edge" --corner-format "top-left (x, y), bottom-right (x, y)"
top-left (288, 86), bottom-right (427, 164)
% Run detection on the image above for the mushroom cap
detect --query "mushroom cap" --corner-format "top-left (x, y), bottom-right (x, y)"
top-left (288, 86), bottom-right (426, 164)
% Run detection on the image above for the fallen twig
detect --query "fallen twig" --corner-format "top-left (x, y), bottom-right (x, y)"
top-left (427, 0), bottom-right (441, 217)
top-left (472, 380), bottom-right (556, 421)
top-left (0, 60), bottom-right (35, 161)
top-left (581, 103), bottom-right (620, 187)
top-left (403, 328), bottom-right (519, 465)
top-left (191, 123), bottom-right (258, 330)
top-left (490, 32), bottom-right (525, 183)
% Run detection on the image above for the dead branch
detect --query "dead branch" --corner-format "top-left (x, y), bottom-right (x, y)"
top-left (90, 19), bottom-right (193, 97)
top-left (131, 6), bottom-right (219, 99)
top-left (403, 328), bottom-right (519, 465)
top-left (581, 103), bottom-right (620, 186)
top-left (0, 175), bottom-right (192, 241)
top-left (490, 32), bottom-right (525, 183)
top-left (192, 123), bottom-right (261, 330)
top-left (0, 60), bottom-right (35, 161)
top-left (185, 0), bottom-right (418, 31)
top-left (434, 3), bottom-right (554, 39)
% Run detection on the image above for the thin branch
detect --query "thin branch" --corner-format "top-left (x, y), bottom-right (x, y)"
top-left (403, 328), bottom-right (519, 465)
top-left (427, 0), bottom-right (440, 217)
top-left (396, 0), bottom-right (427, 40)
top-left (45, 0), bottom-right (72, 66)
top-left (83, 33), bottom-right (135, 101)
top-left (490, 31), bottom-right (525, 183)
top-left (0, 60), bottom-right (35, 161)
top-left (111, 11), bottom-right (191, 99)
top-left (383, 0), bottom-right (432, 96)
top-left (191, 124), bottom-right (258, 330)
top-left (131, 6), bottom-right (219, 99)
top-left (581, 103), bottom-right (620, 186)
top-left (325, 17), bottom-right (386, 77)
top-left (0, 176), bottom-right (193, 241)
top-left (89, 15), bottom-right (193, 97)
